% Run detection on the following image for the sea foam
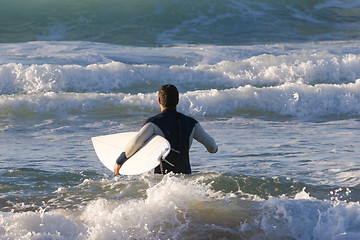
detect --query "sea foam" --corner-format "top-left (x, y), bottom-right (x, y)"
top-left (1, 175), bottom-right (360, 240)
top-left (1, 42), bottom-right (360, 118)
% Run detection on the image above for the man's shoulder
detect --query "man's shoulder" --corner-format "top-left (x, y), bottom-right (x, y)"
top-left (145, 111), bottom-right (163, 122)
top-left (178, 112), bottom-right (198, 124)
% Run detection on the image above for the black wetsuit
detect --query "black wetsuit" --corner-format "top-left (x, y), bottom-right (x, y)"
top-left (145, 109), bottom-right (198, 174)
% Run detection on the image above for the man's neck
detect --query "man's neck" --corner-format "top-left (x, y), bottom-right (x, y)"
top-left (160, 106), bottom-right (176, 112)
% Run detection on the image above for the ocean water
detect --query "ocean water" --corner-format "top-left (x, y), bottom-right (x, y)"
top-left (1, 0), bottom-right (360, 239)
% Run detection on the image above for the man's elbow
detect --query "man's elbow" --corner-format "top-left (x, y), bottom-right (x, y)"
top-left (208, 145), bottom-right (218, 153)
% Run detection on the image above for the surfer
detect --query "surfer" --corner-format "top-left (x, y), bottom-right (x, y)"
top-left (114, 84), bottom-right (218, 175)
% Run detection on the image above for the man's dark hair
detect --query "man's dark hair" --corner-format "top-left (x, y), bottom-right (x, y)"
top-left (158, 84), bottom-right (179, 109)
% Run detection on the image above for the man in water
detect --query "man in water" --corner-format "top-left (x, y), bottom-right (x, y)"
top-left (114, 84), bottom-right (218, 175)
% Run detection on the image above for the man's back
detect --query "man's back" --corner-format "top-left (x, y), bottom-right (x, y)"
top-left (145, 109), bottom-right (198, 174)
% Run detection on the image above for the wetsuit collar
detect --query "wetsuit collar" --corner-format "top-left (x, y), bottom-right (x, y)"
top-left (162, 108), bottom-right (177, 113)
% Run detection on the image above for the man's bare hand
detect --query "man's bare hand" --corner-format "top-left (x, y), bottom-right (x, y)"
top-left (114, 163), bottom-right (121, 175)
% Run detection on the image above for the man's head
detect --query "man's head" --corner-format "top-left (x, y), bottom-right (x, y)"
top-left (158, 84), bottom-right (179, 110)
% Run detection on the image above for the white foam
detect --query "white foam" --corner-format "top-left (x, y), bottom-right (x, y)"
top-left (1, 42), bottom-right (360, 95)
top-left (0, 210), bottom-right (80, 240)
top-left (0, 175), bottom-right (228, 239)
top-left (1, 41), bottom-right (360, 118)
top-left (180, 80), bottom-right (360, 117)
top-left (244, 188), bottom-right (360, 240)
top-left (2, 176), bottom-right (360, 240)
top-left (1, 78), bottom-right (360, 118)
top-left (294, 187), bottom-right (315, 200)
top-left (80, 174), bottom-right (213, 239)
top-left (0, 62), bottom-right (161, 94)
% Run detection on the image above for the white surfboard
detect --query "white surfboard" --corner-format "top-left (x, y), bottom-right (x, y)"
top-left (91, 132), bottom-right (170, 175)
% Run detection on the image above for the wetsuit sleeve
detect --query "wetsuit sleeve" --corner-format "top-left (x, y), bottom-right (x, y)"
top-left (124, 122), bottom-right (163, 158)
top-left (193, 123), bottom-right (218, 153)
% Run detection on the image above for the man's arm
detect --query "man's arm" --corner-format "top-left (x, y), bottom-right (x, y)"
top-left (125, 123), bottom-right (157, 157)
top-left (193, 123), bottom-right (218, 153)
top-left (114, 122), bottom-right (157, 175)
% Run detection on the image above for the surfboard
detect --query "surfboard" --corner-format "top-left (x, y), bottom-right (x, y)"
top-left (91, 132), bottom-right (171, 175)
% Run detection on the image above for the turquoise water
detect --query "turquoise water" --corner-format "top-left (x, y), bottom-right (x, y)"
top-left (1, 0), bottom-right (360, 45)
top-left (1, 0), bottom-right (360, 239)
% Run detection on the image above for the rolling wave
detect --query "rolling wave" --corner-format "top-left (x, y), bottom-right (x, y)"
top-left (1, 41), bottom-right (360, 118)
